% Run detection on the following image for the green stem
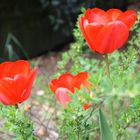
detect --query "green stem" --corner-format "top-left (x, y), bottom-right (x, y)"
top-left (110, 102), bottom-right (117, 140)
top-left (104, 54), bottom-right (110, 78)
top-left (78, 129), bottom-right (82, 140)
top-left (76, 113), bottom-right (82, 140)
top-left (15, 104), bottom-right (18, 109)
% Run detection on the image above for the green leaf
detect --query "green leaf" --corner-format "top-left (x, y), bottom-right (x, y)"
top-left (110, 102), bottom-right (117, 140)
top-left (99, 109), bottom-right (113, 140)
top-left (4, 33), bottom-right (29, 60)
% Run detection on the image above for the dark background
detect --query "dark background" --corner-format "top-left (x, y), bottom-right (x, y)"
top-left (0, 0), bottom-right (138, 60)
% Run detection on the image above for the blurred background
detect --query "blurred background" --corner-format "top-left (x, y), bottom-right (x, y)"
top-left (0, 0), bottom-right (139, 61)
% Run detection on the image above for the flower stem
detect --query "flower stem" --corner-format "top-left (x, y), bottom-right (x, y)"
top-left (15, 104), bottom-right (18, 109)
top-left (104, 54), bottom-right (110, 78)
top-left (110, 102), bottom-right (117, 140)
top-left (78, 129), bottom-right (82, 140)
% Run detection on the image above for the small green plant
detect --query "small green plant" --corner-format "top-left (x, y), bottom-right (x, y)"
top-left (0, 105), bottom-right (37, 140)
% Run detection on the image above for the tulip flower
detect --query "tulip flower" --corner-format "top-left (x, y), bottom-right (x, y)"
top-left (79, 8), bottom-right (137, 54)
top-left (0, 60), bottom-right (37, 105)
top-left (49, 72), bottom-right (93, 107)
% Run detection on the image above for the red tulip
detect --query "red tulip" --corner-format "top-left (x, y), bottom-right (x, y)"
top-left (0, 60), bottom-right (37, 105)
top-left (49, 72), bottom-right (93, 107)
top-left (79, 8), bottom-right (137, 54)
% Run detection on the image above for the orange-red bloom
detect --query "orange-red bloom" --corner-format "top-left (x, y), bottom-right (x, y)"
top-left (79, 8), bottom-right (137, 54)
top-left (49, 72), bottom-right (93, 107)
top-left (0, 60), bottom-right (37, 105)
top-left (83, 103), bottom-right (91, 110)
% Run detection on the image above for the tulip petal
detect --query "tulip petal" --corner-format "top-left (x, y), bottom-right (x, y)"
top-left (50, 79), bottom-right (59, 93)
top-left (21, 68), bottom-right (37, 101)
top-left (0, 78), bottom-right (17, 105)
top-left (0, 60), bottom-right (30, 78)
top-left (74, 72), bottom-right (88, 88)
top-left (118, 10), bottom-right (137, 29)
top-left (12, 75), bottom-right (28, 103)
top-left (9, 60), bottom-right (30, 77)
top-left (84, 23), bottom-right (103, 52)
top-left (84, 8), bottom-right (108, 25)
top-left (107, 9), bottom-right (122, 21)
top-left (0, 94), bottom-right (10, 105)
top-left (73, 72), bottom-right (93, 90)
top-left (55, 87), bottom-right (72, 107)
top-left (94, 21), bottom-right (129, 53)
top-left (50, 73), bottom-right (74, 93)
top-left (79, 17), bottom-right (94, 51)
top-left (0, 62), bottom-right (13, 78)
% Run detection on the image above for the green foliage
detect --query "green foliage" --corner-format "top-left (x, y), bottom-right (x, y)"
top-left (0, 105), bottom-right (37, 140)
top-left (117, 95), bottom-right (140, 140)
top-left (129, 11), bottom-right (140, 51)
top-left (58, 89), bottom-right (101, 140)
